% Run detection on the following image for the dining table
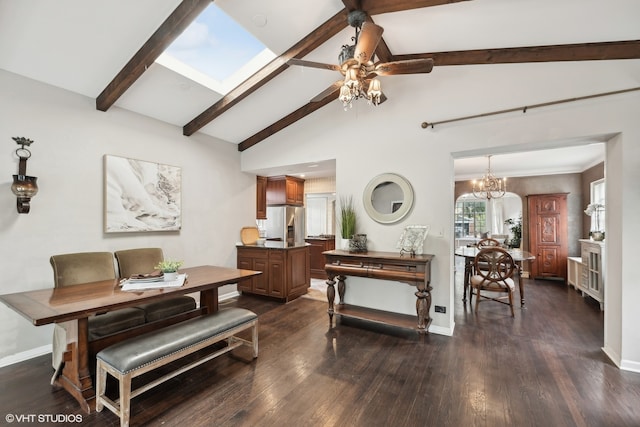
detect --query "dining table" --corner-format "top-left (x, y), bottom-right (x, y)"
top-left (454, 246), bottom-right (535, 307)
top-left (0, 265), bottom-right (260, 413)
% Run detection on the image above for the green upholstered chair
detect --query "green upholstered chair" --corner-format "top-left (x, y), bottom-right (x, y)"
top-left (114, 248), bottom-right (196, 323)
top-left (49, 252), bottom-right (146, 377)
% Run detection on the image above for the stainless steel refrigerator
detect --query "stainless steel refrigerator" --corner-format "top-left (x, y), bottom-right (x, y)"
top-left (265, 206), bottom-right (305, 245)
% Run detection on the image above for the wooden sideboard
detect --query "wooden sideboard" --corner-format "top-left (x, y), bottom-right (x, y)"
top-left (323, 250), bottom-right (434, 333)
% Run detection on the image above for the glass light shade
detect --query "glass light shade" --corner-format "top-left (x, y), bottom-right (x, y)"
top-left (344, 67), bottom-right (361, 90)
top-left (12, 175), bottom-right (38, 198)
top-left (367, 78), bottom-right (382, 105)
top-left (339, 84), bottom-right (353, 105)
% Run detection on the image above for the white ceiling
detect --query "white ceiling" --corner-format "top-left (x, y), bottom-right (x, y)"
top-left (1, 0), bottom-right (636, 178)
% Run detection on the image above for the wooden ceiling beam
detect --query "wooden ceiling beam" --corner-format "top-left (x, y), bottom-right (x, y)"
top-left (393, 40), bottom-right (640, 65)
top-left (238, 87), bottom-right (341, 152)
top-left (96, 0), bottom-right (211, 112)
top-left (359, 0), bottom-right (472, 16)
top-left (341, 0), bottom-right (462, 62)
top-left (183, 10), bottom-right (349, 136)
top-left (188, 0), bottom-right (468, 137)
top-left (237, 39), bottom-right (640, 151)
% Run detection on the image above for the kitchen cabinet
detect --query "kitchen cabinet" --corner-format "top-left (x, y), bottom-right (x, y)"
top-left (256, 176), bottom-right (267, 219)
top-left (266, 175), bottom-right (305, 206)
top-left (305, 237), bottom-right (335, 279)
top-left (237, 243), bottom-right (310, 302)
top-left (579, 239), bottom-right (605, 310)
top-left (237, 248), bottom-right (269, 294)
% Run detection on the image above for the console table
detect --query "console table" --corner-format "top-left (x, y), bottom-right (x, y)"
top-left (323, 250), bottom-right (434, 333)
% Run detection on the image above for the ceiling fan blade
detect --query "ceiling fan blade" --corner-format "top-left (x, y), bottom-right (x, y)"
top-left (354, 22), bottom-right (383, 64)
top-left (310, 81), bottom-right (343, 103)
top-left (373, 59), bottom-right (434, 76)
top-left (288, 58), bottom-right (342, 72)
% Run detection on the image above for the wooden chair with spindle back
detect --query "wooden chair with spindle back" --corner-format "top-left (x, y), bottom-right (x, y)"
top-left (470, 247), bottom-right (517, 316)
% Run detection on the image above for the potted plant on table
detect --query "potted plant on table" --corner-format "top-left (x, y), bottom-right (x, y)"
top-left (584, 203), bottom-right (605, 241)
top-left (338, 195), bottom-right (357, 250)
top-left (155, 260), bottom-right (183, 282)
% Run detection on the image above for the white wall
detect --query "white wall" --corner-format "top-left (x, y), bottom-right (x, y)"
top-left (241, 89), bottom-right (640, 370)
top-left (0, 70), bottom-right (256, 364)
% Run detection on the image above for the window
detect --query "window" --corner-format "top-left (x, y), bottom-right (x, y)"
top-left (455, 193), bottom-right (522, 239)
top-left (589, 178), bottom-right (605, 232)
top-left (454, 198), bottom-right (487, 238)
top-left (156, 3), bottom-right (275, 95)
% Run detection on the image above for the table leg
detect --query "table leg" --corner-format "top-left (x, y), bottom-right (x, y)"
top-left (200, 288), bottom-right (219, 314)
top-left (54, 318), bottom-right (95, 413)
top-left (463, 257), bottom-right (472, 302)
top-left (415, 282), bottom-right (433, 333)
top-left (517, 261), bottom-right (525, 307)
top-left (337, 275), bottom-right (346, 304)
top-left (326, 275), bottom-right (336, 325)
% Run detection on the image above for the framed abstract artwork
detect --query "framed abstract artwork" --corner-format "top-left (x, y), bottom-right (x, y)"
top-left (104, 155), bottom-right (181, 232)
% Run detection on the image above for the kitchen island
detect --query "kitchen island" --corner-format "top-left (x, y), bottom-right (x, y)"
top-left (236, 242), bottom-right (310, 302)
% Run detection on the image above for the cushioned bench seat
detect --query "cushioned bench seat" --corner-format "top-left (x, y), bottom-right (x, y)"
top-left (87, 308), bottom-right (147, 341)
top-left (134, 296), bottom-right (197, 323)
top-left (96, 308), bottom-right (258, 427)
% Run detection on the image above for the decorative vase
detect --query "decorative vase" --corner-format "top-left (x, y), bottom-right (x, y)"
top-left (591, 231), bottom-right (605, 241)
top-left (163, 271), bottom-right (178, 281)
top-left (349, 234), bottom-right (368, 253)
top-left (341, 238), bottom-right (350, 250)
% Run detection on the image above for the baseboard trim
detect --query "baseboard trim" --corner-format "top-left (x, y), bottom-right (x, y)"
top-left (429, 322), bottom-right (454, 336)
top-left (602, 344), bottom-right (640, 373)
top-left (602, 345), bottom-right (622, 368)
top-left (0, 344), bottom-right (52, 368)
top-left (219, 290), bottom-right (240, 302)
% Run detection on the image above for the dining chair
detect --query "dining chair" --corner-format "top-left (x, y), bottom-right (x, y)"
top-left (114, 248), bottom-right (196, 322)
top-left (470, 247), bottom-right (516, 316)
top-left (477, 237), bottom-right (501, 247)
top-left (49, 252), bottom-right (146, 381)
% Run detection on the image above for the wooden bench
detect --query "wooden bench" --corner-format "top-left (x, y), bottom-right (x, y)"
top-left (95, 308), bottom-right (258, 427)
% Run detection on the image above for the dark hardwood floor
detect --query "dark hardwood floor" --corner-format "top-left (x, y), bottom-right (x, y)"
top-left (2, 274), bottom-right (640, 426)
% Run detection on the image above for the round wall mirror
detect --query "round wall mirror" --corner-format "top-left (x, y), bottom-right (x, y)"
top-left (363, 173), bottom-right (414, 224)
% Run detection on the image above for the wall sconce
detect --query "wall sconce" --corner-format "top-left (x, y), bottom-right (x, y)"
top-left (11, 137), bottom-right (38, 214)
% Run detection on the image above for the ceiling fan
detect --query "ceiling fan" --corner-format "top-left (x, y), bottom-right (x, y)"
top-left (288, 10), bottom-right (434, 109)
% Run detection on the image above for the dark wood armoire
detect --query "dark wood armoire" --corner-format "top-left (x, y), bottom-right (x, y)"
top-left (527, 193), bottom-right (568, 281)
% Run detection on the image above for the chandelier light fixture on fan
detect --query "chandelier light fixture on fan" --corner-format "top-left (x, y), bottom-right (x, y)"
top-left (338, 11), bottom-right (383, 109)
top-left (287, 10), bottom-right (434, 111)
top-left (472, 155), bottom-right (506, 200)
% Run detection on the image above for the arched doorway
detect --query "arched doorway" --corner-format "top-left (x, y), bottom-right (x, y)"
top-left (454, 192), bottom-right (522, 248)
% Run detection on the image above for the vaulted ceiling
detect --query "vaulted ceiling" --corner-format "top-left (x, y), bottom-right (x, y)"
top-left (1, 0), bottom-right (638, 175)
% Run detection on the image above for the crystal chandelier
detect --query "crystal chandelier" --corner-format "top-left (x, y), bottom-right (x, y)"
top-left (472, 155), bottom-right (506, 199)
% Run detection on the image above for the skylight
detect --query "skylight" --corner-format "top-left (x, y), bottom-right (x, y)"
top-left (157, 3), bottom-right (275, 94)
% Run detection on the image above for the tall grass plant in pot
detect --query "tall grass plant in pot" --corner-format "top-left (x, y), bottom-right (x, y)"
top-left (338, 196), bottom-right (357, 250)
